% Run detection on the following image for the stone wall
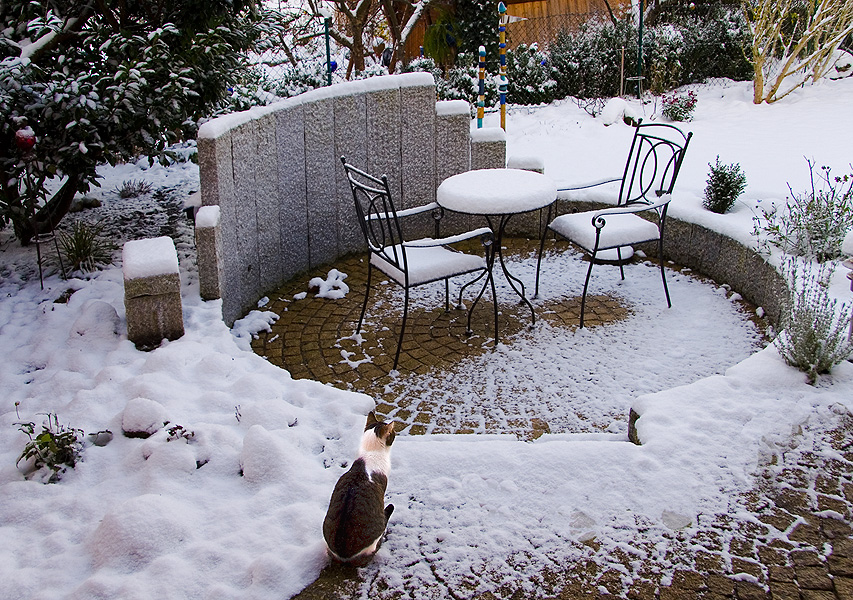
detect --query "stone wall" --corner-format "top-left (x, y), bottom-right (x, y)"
top-left (197, 73), bottom-right (506, 325)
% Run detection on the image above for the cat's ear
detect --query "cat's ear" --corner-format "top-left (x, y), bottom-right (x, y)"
top-left (365, 411), bottom-right (379, 430)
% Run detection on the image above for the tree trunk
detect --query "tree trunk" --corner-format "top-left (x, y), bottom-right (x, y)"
top-left (17, 174), bottom-right (81, 246)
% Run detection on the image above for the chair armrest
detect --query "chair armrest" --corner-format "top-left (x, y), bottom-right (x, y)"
top-left (557, 176), bottom-right (621, 191)
top-left (367, 202), bottom-right (440, 221)
top-left (589, 194), bottom-right (672, 226)
top-left (403, 227), bottom-right (493, 247)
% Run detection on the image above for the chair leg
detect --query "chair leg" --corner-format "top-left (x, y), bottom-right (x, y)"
top-left (357, 263), bottom-right (373, 334)
top-left (617, 247), bottom-right (626, 280)
top-left (659, 237), bottom-right (672, 308)
top-left (579, 257), bottom-right (595, 328)
top-left (393, 287), bottom-right (409, 371)
top-left (534, 227), bottom-right (549, 298)
top-left (444, 279), bottom-right (450, 312)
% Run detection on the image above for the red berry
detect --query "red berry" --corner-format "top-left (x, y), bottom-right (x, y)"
top-left (15, 127), bottom-right (36, 152)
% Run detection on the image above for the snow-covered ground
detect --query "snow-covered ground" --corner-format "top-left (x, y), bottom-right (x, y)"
top-left (1, 76), bottom-right (852, 599)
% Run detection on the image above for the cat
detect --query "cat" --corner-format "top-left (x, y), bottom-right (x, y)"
top-left (323, 412), bottom-right (396, 566)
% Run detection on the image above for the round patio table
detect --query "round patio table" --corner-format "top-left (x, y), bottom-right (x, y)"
top-left (437, 168), bottom-right (557, 330)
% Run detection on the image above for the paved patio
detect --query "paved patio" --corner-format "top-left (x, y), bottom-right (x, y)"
top-left (251, 238), bottom-right (630, 439)
top-left (249, 238), bottom-right (853, 600)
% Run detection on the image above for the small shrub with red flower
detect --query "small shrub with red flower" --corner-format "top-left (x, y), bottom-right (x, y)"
top-left (661, 90), bottom-right (697, 121)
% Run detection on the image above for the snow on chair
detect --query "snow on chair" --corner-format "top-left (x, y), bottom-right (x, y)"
top-left (534, 121), bottom-right (692, 327)
top-left (341, 157), bottom-right (498, 371)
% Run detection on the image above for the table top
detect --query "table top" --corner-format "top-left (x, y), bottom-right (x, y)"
top-left (436, 168), bottom-right (557, 216)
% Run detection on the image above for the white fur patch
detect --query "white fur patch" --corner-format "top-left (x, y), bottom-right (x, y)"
top-left (358, 427), bottom-right (392, 479)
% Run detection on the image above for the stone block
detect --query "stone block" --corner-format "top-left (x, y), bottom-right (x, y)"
top-left (231, 119), bottom-right (262, 314)
top-left (123, 237), bottom-right (184, 348)
top-left (435, 101), bottom-right (474, 234)
top-left (366, 85), bottom-right (403, 203)
top-left (304, 96), bottom-right (339, 267)
top-left (195, 205), bottom-right (223, 301)
top-left (507, 154), bottom-right (545, 173)
top-left (255, 113), bottom-right (282, 294)
top-left (470, 127), bottom-right (506, 170)
top-left (400, 81), bottom-right (438, 240)
top-left (276, 102), bottom-right (310, 284)
top-left (334, 92), bottom-right (369, 255)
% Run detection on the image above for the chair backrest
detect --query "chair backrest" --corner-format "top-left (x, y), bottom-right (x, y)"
top-left (618, 120), bottom-right (693, 207)
top-left (341, 157), bottom-right (408, 274)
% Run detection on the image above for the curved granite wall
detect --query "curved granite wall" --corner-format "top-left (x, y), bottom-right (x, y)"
top-left (196, 72), bottom-right (785, 329)
top-left (197, 73), bottom-right (507, 325)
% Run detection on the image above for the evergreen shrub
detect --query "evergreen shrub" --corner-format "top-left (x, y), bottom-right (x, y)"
top-left (703, 156), bottom-right (747, 214)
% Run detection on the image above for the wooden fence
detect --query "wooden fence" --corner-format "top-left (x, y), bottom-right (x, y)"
top-left (404, 0), bottom-right (631, 61)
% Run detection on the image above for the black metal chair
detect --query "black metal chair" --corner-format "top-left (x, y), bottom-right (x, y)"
top-left (534, 120), bottom-right (692, 327)
top-left (341, 157), bottom-right (498, 371)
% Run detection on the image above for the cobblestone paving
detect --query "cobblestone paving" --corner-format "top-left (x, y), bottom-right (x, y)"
top-left (251, 239), bottom-right (629, 439)
top-left (249, 239), bottom-right (853, 599)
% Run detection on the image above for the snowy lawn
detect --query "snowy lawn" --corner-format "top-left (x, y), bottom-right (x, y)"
top-left (1, 77), bottom-right (852, 599)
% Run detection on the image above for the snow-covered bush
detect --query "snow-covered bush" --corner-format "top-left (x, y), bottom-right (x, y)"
top-left (0, 1), bottom-right (286, 245)
top-left (752, 160), bottom-right (853, 262)
top-left (703, 156), bottom-right (747, 214)
top-left (775, 260), bottom-right (853, 384)
top-left (549, 16), bottom-right (634, 100)
top-left (506, 44), bottom-right (558, 105)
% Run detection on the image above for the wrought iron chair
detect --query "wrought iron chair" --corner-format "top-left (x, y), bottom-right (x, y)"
top-left (341, 157), bottom-right (498, 371)
top-left (534, 120), bottom-right (692, 327)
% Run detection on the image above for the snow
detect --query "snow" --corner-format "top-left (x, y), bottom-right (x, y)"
top-left (1, 76), bottom-right (853, 599)
top-left (437, 168), bottom-right (557, 214)
top-left (435, 99), bottom-right (471, 116)
top-left (121, 236), bottom-right (180, 279)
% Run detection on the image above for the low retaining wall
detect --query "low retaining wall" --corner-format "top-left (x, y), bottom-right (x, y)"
top-left (197, 73), bottom-right (506, 325)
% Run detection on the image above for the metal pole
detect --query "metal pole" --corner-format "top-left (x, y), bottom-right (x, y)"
top-left (325, 17), bottom-right (332, 86)
top-left (637, 0), bottom-right (643, 99)
top-left (498, 2), bottom-right (508, 130)
top-left (477, 46), bottom-right (486, 128)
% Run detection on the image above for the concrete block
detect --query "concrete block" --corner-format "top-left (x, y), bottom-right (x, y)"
top-left (435, 101), bottom-right (474, 234)
top-left (123, 237), bottom-right (184, 348)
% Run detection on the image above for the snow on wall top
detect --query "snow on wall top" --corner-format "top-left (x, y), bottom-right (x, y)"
top-left (198, 72), bottom-right (435, 140)
top-left (436, 100), bottom-right (471, 117)
top-left (470, 127), bottom-right (507, 143)
top-left (122, 236), bottom-right (180, 279)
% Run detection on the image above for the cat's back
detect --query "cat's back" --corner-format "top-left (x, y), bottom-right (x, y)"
top-left (323, 457), bottom-right (388, 561)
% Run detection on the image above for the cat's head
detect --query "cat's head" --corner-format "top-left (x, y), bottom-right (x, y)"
top-left (364, 411), bottom-right (396, 448)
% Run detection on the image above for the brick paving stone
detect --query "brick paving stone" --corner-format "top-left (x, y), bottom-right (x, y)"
top-left (829, 556), bottom-right (853, 577)
top-left (768, 580), bottom-right (800, 600)
top-left (834, 575), bottom-right (853, 599)
top-left (734, 580), bottom-right (768, 600)
top-left (797, 566), bottom-right (834, 590)
top-left (801, 591), bottom-right (838, 600)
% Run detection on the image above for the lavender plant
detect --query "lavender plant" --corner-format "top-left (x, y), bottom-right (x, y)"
top-left (775, 260), bottom-right (853, 384)
top-left (752, 160), bottom-right (853, 262)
